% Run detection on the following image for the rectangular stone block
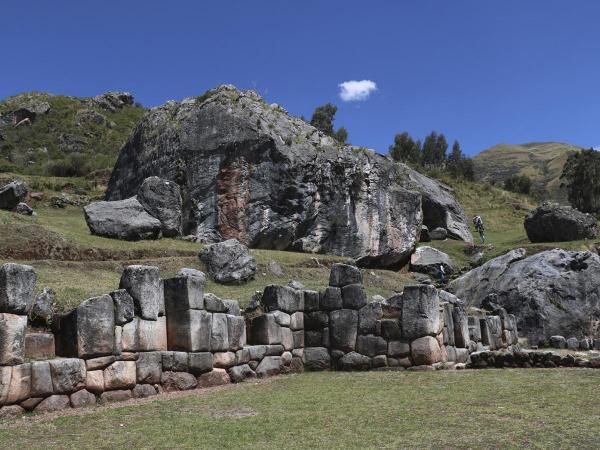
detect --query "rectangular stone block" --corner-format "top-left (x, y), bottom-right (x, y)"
top-left (110, 289), bottom-right (135, 325)
top-left (442, 304), bottom-right (455, 346)
top-left (401, 285), bottom-right (440, 340)
top-left (356, 335), bottom-right (387, 357)
top-left (166, 309), bottom-right (212, 352)
top-left (341, 284), bottom-right (368, 310)
top-left (293, 330), bottom-right (304, 348)
top-left (136, 351), bottom-right (162, 384)
top-left (0, 263), bottom-right (36, 315)
top-left (25, 332), bottom-right (55, 359)
top-left (303, 290), bottom-right (320, 312)
top-left (104, 360), bottom-right (136, 390)
top-left (30, 361), bottom-right (53, 397)
top-left (48, 358), bottom-right (86, 394)
top-left (261, 285), bottom-right (304, 313)
top-left (119, 265), bottom-right (162, 320)
top-left (227, 315), bottom-right (246, 351)
top-left (164, 276), bottom-right (204, 312)
top-left (162, 351), bottom-right (189, 372)
top-left (86, 370), bottom-right (104, 394)
top-left (320, 287), bottom-right (342, 310)
top-left (0, 313), bottom-right (27, 365)
top-left (289, 312), bottom-right (304, 331)
top-left (358, 302), bottom-right (382, 335)
top-left (6, 363), bottom-right (31, 404)
top-left (452, 307), bottom-right (470, 349)
top-left (188, 352), bottom-right (213, 375)
top-left (281, 327), bottom-right (294, 351)
top-left (387, 340), bottom-right (410, 357)
top-left (0, 366), bottom-right (11, 405)
top-left (485, 316), bottom-right (503, 350)
top-left (55, 295), bottom-right (115, 359)
top-left (123, 317), bottom-right (168, 352)
top-left (468, 316), bottom-right (482, 342)
top-left (211, 313), bottom-right (229, 351)
top-left (330, 309), bottom-right (358, 352)
top-left (250, 313), bottom-right (282, 345)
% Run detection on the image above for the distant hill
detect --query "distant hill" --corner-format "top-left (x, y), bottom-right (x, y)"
top-left (0, 91), bottom-right (146, 177)
top-left (473, 142), bottom-right (581, 203)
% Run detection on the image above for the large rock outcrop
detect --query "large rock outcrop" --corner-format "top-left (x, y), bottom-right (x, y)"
top-left (199, 239), bottom-right (257, 284)
top-left (395, 165), bottom-right (473, 242)
top-left (448, 248), bottom-right (600, 344)
top-left (105, 85), bottom-right (470, 268)
top-left (0, 181), bottom-right (28, 210)
top-left (524, 202), bottom-right (598, 243)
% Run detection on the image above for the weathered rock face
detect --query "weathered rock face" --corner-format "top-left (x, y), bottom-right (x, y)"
top-left (0, 181), bottom-right (28, 210)
top-left (199, 239), bottom-right (257, 284)
top-left (105, 85), bottom-right (443, 268)
top-left (448, 248), bottom-right (600, 344)
top-left (137, 176), bottom-right (183, 237)
top-left (524, 202), bottom-right (598, 243)
top-left (409, 246), bottom-right (453, 276)
top-left (395, 164), bottom-right (472, 243)
top-left (84, 197), bottom-right (162, 241)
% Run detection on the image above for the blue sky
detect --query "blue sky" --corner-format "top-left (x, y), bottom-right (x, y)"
top-left (2, 1), bottom-right (600, 155)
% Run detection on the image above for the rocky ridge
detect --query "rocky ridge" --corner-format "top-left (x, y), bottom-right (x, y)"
top-left (105, 85), bottom-right (471, 268)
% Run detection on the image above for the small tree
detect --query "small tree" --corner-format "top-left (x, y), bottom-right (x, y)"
top-left (310, 103), bottom-right (337, 136)
top-left (504, 174), bottom-right (532, 194)
top-left (389, 132), bottom-right (421, 163)
top-left (334, 127), bottom-right (348, 144)
top-left (560, 148), bottom-right (600, 213)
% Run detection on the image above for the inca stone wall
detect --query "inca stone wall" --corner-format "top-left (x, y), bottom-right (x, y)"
top-left (0, 261), bottom-right (545, 418)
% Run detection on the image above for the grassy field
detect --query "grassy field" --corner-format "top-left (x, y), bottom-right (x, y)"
top-left (1, 369), bottom-right (600, 449)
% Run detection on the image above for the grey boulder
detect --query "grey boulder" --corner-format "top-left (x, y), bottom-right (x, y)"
top-left (524, 202), bottom-right (598, 243)
top-left (199, 239), bottom-right (256, 284)
top-left (0, 263), bottom-right (37, 315)
top-left (0, 181), bottom-right (28, 210)
top-left (410, 246), bottom-right (453, 276)
top-left (137, 176), bottom-right (183, 237)
top-left (30, 287), bottom-right (56, 326)
top-left (84, 197), bottom-right (162, 241)
top-left (449, 248), bottom-right (600, 344)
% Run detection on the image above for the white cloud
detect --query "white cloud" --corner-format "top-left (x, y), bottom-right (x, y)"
top-left (338, 80), bottom-right (377, 102)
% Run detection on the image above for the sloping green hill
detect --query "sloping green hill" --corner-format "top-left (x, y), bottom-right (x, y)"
top-left (0, 91), bottom-right (146, 176)
top-left (473, 142), bottom-right (581, 203)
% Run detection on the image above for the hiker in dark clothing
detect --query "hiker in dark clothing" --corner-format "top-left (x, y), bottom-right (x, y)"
top-left (473, 215), bottom-right (485, 244)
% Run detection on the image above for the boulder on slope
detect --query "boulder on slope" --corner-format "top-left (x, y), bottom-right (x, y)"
top-left (524, 202), bottom-right (597, 243)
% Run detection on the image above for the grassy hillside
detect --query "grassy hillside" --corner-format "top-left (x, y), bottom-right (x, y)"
top-left (0, 92), bottom-right (146, 176)
top-left (2, 370), bottom-right (600, 448)
top-left (473, 142), bottom-right (581, 203)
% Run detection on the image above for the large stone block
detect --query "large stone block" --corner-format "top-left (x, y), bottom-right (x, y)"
top-left (161, 371), bottom-right (197, 391)
top-left (281, 327), bottom-right (294, 351)
top-left (247, 345), bottom-right (267, 361)
top-left (166, 310), bottom-right (211, 352)
top-left (30, 361), bottom-right (53, 398)
top-left (86, 370), bottom-right (104, 394)
top-left (56, 295), bottom-right (115, 359)
top-left (188, 352), bottom-right (213, 375)
top-left (293, 330), bottom-right (304, 348)
top-left (100, 389), bottom-right (132, 403)
top-left (122, 316), bottom-right (167, 352)
top-left (213, 351), bottom-right (236, 368)
top-left (119, 265), bottom-right (162, 320)
top-left (0, 263), bottom-right (36, 315)
top-left (401, 285), bottom-right (440, 340)
top-left (303, 290), bottom-right (320, 312)
top-left (442, 303), bottom-right (455, 346)
top-left (211, 313), bottom-right (229, 351)
top-left (358, 302), bottom-right (383, 335)
top-left (110, 289), bottom-right (135, 325)
top-left (380, 319), bottom-right (402, 340)
top-left (289, 312), bottom-right (304, 331)
top-left (255, 356), bottom-right (281, 378)
top-left (104, 360), bottom-right (136, 390)
top-left (485, 316), bottom-right (503, 350)
top-left (341, 284), bottom-right (368, 310)
top-left (136, 351), bottom-right (162, 384)
top-left (222, 299), bottom-right (241, 316)
top-left (161, 351), bottom-right (188, 372)
top-left (338, 352), bottom-right (371, 371)
top-left (228, 364), bottom-right (256, 383)
top-left (0, 366), bottom-right (11, 405)
top-left (304, 311), bottom-right (328, 330)
top-left (35, 394), bottom-right (70, 412)
top-left (411, 336), bottom-right (443, 366)
top-left (329, 264), bottom-right (362, 287)
top-left (388, 340), bottom-right (410, 357)
top-left (6, 363), bottom-right (31, 404)
top-left (302, 347), bottom-right (331, 370)
top-left (468, 316), bottom-right (482, 342)
top-left (356, 335), bottom-right (387, 357)
top-left (452, 307), bottom-right (470, 348)
top-left (320, 287), bottom-right (343, 310)
top-left (329, 309), bottom-right (358, 352)
top-left (250, 313), bottom-right (282, 345)
top-left (164, 276), bottom-right (204, 312)
top-left (25, 332), bottom-right (55, 359)
top-left (196, 368), bottom-right (230, 388)
top-left (48, 358), bottom-right (86, 394)
top-left (70, 389), bottom-right (96, 408)
top-left (227, 315), bottom-right (246, 351)
top-left (0, 313), bottom-right (27, 365)
top-left (261, 285), bottom-right (304, 313)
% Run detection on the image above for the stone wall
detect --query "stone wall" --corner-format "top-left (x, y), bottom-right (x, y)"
top-left (0, 262), bottom-right (522, 417)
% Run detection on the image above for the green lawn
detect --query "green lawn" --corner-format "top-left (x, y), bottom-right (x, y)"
top-left (1, 369), bottom-right (599, 449)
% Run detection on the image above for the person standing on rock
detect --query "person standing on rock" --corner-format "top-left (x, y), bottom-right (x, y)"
top-left (438, 264), bottom-right (446, 284)
top-left (473, 215), bottom-right (485, 244)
